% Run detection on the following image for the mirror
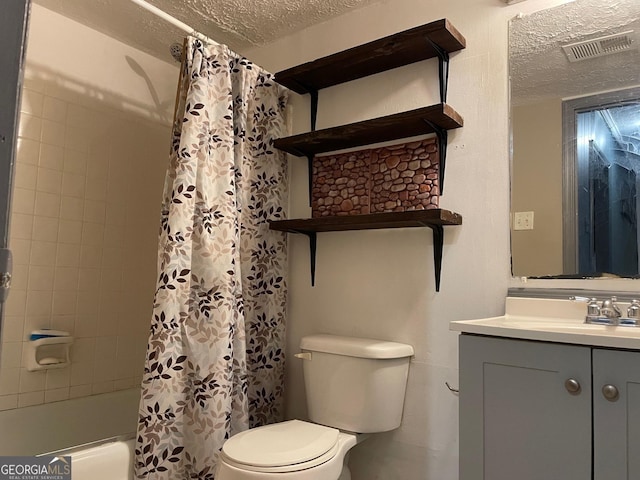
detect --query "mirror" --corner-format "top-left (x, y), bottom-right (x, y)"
top-left (510, 0), bottom-right (640, 278)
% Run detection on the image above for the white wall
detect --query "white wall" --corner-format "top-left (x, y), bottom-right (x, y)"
top-left (245, 0), bottom-right (572, 478)
top-left (0, 4), bottom-right (177, 427)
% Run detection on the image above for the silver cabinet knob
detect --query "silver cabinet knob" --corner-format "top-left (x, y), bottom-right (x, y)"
top-left (565, 378), bottom-right (581, 395)
top-left (602, 384), bottom-right (619, 402)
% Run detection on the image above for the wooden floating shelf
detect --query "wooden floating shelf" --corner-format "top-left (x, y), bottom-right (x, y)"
top-left (275, 19), bottom-right (466, 95)
top-left (269, 209), bottom-right (462, 233)
top-left (273, 103), bottom-right (463, 157)
top-left (269, 209), bottom-right (462, 291)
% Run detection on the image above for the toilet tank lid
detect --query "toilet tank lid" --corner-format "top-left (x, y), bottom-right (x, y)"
top-left (300, 334), bottom-right (414, 359)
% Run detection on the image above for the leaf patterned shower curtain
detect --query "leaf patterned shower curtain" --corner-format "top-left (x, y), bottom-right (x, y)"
top-left (135, 37), bottom-right (289, 479)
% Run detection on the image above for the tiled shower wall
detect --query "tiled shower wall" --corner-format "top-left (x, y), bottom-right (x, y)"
top-left (0, 70), bottom-right (172, 409)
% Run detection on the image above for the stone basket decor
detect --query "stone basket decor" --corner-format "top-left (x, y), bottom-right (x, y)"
top-left (311, 137), bottom-right (439, 217)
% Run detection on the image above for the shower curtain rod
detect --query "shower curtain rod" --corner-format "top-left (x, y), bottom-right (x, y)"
top-left (129, 0), bottom-right (218, 46)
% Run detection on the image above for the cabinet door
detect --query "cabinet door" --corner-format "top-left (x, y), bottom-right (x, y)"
top-left (593, 348), bottom-right (640, 480)
top-left (459, 335), bottom-right (591, 480)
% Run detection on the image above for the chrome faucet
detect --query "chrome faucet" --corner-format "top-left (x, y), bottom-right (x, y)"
top-left (600, 296), bottom-right (622, 321)
top-left (569, 297), bottom-right (628, 326)
top-left (571, 295), bottom-right (633, 326)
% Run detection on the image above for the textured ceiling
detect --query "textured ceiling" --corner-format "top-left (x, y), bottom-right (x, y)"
top-left (33, 0), bottom-right (382, 63)
top-left (510, 0), bottom-right (640, 106)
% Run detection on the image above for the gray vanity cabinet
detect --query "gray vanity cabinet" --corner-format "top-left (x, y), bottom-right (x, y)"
top-left (460, 334), bottom-right (640, 480)
top-left (593, 348), bottom-right (640, 479)
top-left (459, 334), bottom-right (592, 480)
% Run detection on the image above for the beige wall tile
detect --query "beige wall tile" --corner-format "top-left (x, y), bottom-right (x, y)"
top-left (59, 196), bottom-right (83, 220)
top-left (19, 369), bottom-right (45, 393)
top-left (85, 177), bottom-right (107, 202)
top-left (34, 191), bottom-right (61, 218)
top-left (57, 219), bottom-right (83, 244)
top-left (22, 76), bottom-right (45, 94)
top-left (0, 343), bottom-right (23, 369)
top-left (51, 314), bottom-right (75, 334)
top-left (61, 172), bottom-right (86, 198)
top-left (9, 238), bottom-right (31, 265)
top-left (55, 244), bottom-right (80, 267)
top-left (17, 138), bottom-right (40, 166)
top-left (53, 267), bottom-right (79, 291)
top-left (10, 213), bottom-right (33, 240)
top-left (2, 315), bottom-right (26, 342)
top-left (77, 268), bottom-right (101, 292)
top-left (64, 126), bottom-right (90, 152)
top-left (0, 368), bottom-right (20, 395)
top-left (91, 381), bottom-right (114, 395)
top-left (32, 216), bottom-right (59, 242)
top-left (100, 268), bottom-right (122, 291)
top-left (44, 387), bottom-right (70, 404)
top-left (83, 200), bottom-right (106, 223)
top-left (20, 89), bottom-right (44, 117)
top-left (28, 265), bottom-right (55, 291)
top-left (52, 291), bottom-right (77, 315)
top-left (71, 338), bottom-right (95, 364)
top-left (81, 223), bottom-right (104, 246)
top-left (0, 395), bottom-right (18, 411)
top-left (97, 316), bottom-right (119, 338)
top-left (11, 189), bottom-right (36, 216)
top-left (18, 391), bottom-right (44, 408)
top-left (18, 114), bottom-right (42, 141)
top-left (68, 384), bottom-right (92, 399)
top-left (63, 149), bottom-right (87, 175)
top-left (79, 245), bottom-right (102, 268)
top-left (26, 290), bottom-right (52, 317)
top-left (70, 362), bottom-right (93, 386)
top-left (66, 104), bottom-right (90, 128)
top-left (39, 144), bottom-right (64, 170)
top-left (29, 241), bottom-right (57, 266)
top-left (46, 368), bottom-right (70, 390)
top-left (114, 378), bottom-right (135, 391)
top-left (4, 290), bottom-right (26, 317)
top-left (14, 163), bottom-right (38, 190)
top-left (10, 265), bottom-right (28, 290)
top-left (42, 96), bottom-right (67, 123)
top-left (74, 315), bottom-right (97, 338)
top-left (36, 167), bottom-right (63, 195)
top-left (41, 119), bottom-right (66, 147)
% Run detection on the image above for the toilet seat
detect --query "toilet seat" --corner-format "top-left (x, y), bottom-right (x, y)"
top-left (220, 420), bottom-right (340, 473)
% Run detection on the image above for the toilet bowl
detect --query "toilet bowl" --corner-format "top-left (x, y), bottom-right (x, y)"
top-left (216, 420), bottom-right (362, 480)
top-left (215, 334), bottom-right (414, 480)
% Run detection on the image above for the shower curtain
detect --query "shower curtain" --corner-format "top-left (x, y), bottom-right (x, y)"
top-left (135, 37), bottom-right (289, 479)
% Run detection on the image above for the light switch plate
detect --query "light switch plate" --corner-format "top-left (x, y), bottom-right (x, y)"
top-left (513, 211), bottom-right (534, 230)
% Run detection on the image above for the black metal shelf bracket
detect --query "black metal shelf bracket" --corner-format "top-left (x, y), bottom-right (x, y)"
top-left (427, 224), bottom-right (444, 292)
top-left (309, 89), bottom-right (319, 132)
top-left (425, 37), bottom-right (450, 104)
top-left (300, 231), bottom-right (317, 286)
top-left (423, 118), bottom-right (448, 194)
top-left (306, 154), bottom-right (315, 207)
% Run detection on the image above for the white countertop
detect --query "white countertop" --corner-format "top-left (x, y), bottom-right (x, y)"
top-left (450, 296), bottom-right (640, 350)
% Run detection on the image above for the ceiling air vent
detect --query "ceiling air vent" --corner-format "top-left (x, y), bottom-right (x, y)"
top-left (562, 31), bottom-right (636, 62)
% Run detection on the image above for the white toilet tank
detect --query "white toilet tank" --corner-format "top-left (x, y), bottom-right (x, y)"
top-left (299, 334), bottom-right (414, 433)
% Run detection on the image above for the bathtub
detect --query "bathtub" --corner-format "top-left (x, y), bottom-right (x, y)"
top-left (62, 436), bottom-right (135, 480)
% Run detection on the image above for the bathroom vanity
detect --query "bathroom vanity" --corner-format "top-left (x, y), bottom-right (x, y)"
top-left (451, 296), bottom-right (640, 480)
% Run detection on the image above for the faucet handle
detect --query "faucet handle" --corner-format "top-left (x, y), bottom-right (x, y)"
top-left (601, 296), bottom-right (622, 318)
top-left (587, 298), bottom-right (601, 316)
top-left (628, 300), bottom-right (640, 319)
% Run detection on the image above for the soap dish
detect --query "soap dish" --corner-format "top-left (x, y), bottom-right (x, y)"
top-left (26, 331), bottom-right (74, 371)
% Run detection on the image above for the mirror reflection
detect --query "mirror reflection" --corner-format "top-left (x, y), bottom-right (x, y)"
top-left (510, 0), bottom-right (640, 278)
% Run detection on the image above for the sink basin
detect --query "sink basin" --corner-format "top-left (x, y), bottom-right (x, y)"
top-left (450, 297), bottom-right (640, 350)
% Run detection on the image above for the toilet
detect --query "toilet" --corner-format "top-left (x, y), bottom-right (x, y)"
top-left (215, 334), bottom-right (414, 479)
